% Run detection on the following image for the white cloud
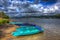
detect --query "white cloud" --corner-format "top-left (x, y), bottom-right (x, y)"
top-left (0, 0), bottom-right (60, 17)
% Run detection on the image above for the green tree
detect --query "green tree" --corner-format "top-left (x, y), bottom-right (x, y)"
top-left (0, 12), bottom-right (9, 19)
top-left (0, 12), bottom-right (9, 25)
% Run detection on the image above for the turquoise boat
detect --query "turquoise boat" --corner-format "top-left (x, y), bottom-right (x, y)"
top-left (10, 22), bottom-right (44, 36)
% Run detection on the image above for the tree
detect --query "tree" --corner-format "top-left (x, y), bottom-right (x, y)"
top-left (0, 12), bottom-right (9, 19)
top-left (0, 12), bottom-right (9, 25)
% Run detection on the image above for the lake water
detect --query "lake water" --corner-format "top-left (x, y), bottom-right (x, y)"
top-left (10, 18), bottom-right (60, 40)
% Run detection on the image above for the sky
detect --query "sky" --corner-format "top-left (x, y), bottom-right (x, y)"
top-left (0, 0), bottom-right (60, 17)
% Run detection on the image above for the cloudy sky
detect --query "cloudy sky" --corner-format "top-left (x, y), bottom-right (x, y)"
top-left (0, 0), bottom-right (60, 17)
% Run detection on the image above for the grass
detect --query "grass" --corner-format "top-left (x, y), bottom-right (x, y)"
top-left (0, 18), bottom-right (9, 25)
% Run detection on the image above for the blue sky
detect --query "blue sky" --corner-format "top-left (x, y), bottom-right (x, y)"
top-left (0, 0), bottom-right (60, 17)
